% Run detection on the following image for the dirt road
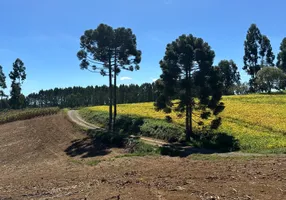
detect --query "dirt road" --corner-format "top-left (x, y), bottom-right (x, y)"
top-left (0, 114), bottom-right (285, 199)
top-left (67, 110), bottom-right (99, 130)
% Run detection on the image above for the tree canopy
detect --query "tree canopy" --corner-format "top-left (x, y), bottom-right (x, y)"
top-left (77, 23), bottom-right (141, 131)
top-left (0, 65), bottom-right (7, 99)
top-left (277, 38), bottom-right (286, 73)
top-left (243, 24), bottom-right (275, 91)
top-left (155, 34), bottom-right (224, 141)
top-left (216, 60), bottom-right (240, 95)
top-left (255, 67), bottom-right (286, 93)
top-left (26, 83), bottom-right (157, 108)
top-left (9, 58), bottom-right (26, 109)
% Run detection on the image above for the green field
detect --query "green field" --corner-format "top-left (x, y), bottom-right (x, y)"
top-left (80, 94), bottom-right (286, 153)
top-left (0, 107), bottom-right (60, 125)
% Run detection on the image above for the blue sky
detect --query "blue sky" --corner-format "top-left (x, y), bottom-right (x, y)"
top-left (0, 0), bottom-right (285, 95)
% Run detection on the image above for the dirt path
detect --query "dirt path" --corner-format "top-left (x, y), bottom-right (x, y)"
top-left (68, 110), bottom-right (99, 130)
top-left (0, 114), bottom-right (285, 199)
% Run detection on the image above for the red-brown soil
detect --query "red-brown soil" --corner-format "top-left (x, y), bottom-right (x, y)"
top-left (0, 114), bottom-right (285, 200)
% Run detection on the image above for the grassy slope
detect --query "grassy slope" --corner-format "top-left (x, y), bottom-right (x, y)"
top-left (81, 94), bottom-right (286, 153)
top-left (0, 107), bottom-right (60, 124)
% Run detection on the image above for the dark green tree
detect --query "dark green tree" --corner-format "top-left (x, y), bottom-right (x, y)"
top-left (9, 58), bottom-right (26, 109)
top-left (155, 34), bottom-right (224, 141)
top-left (243, 24), bottom-right (275, 91)
top-left (77, 24), bottom-right (114, 131)
top-left (0, 65), bottom-right (8, 110)
top-left (0, 65), bottom-right (7, 99)
top-left (260, 35), bottom-right (275, 66)
top-left (77, 24), bottom-right (141, 131)
top-left (243, 24), bottom-right (262, 80)
top-left (277, 38), bottom-right (286, 73)
top-left (216, 60), bottom-right (240, 95)
top-left (112, 27), bottom-right (141, 127)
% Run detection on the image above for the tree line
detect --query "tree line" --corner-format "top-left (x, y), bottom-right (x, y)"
top-left (25, 83), bottom-right (157, 108)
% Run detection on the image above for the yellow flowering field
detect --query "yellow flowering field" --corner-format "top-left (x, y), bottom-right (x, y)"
top-left (87, 94), bottom-right (286, 152)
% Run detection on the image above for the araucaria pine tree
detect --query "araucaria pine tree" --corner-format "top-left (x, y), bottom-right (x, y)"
top-left (77, 24), bottom-right (141, 131)
top-left (155, 34), bottom-right (224, 141)
top-left (9, 58), bottom-right (26, 109)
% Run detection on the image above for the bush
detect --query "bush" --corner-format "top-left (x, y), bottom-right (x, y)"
top-left (79, 108), bottom-right (239, 152)
top-left (87, 129), bottom-right (128, 147)
top-left (140, 119), bottom-right (184, 142)
top-left (160, 145), bottom-right (182, 157)
top-left (79, 109), bottom-right (109, 127)
top-left (114, 115), bottom-right (144, 134)
top-left (125, 138), bottom-right (160, 155)
top-left (80, 108), bottom-right (185, 143)
top-left (191, 131), bottom-right (240, 152)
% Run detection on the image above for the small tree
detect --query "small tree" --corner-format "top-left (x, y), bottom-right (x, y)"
top-left (155, 34), bottom-right (224, 141)
top-left (277, 38), bottom-right (286, 73)
top-left (255, 67), bottom-right (286, 93)
top-left (9, 58), bottom-right (26, 109)
top-left (216, 60), bottom-right (240, 95)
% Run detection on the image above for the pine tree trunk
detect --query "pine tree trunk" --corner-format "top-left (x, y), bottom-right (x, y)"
top-left (189, 82), bottom-right (193, 139)
top-left (185, 104), bottom-right (191, 142)
top-left (113, 67), bottom-right (117, 131)
top-left (113, 49), bottom-right (117, 132)
top-left (189, 102), bottom-right (193, 138)
top-left (108, 57), bottom-right (113, 132)
top-left (185, 68), bottom-right (191, 142)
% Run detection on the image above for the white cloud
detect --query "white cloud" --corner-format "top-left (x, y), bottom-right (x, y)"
top-left (120, 76), bottom-right (132, 81)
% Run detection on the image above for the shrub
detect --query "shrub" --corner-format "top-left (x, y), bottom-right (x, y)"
top-left (80, 108), bottom-right (185, 143)
top-left (125, 138), bottom-right (159, 155)
top-left (191, 131), bottom-right (240, 152)
top-left (140, 119), bottom-right (184, 142)
top-left (87, 129), bottom-right (128, 147)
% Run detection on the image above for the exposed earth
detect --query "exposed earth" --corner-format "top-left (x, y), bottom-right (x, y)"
top-left (0, 114), bottom-right (285, 200)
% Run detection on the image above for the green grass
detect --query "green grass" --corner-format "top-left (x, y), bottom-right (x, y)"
top-left (0, 107), bottom-right (60, 124)
top-left (86, 160), bottom-right (101, 166)
top-left (69, 159), bottom-right (102, 166)
top-left (189, 154), bottom-right (259, 161)
top-left (80, 94), bottom-right (286, 154)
